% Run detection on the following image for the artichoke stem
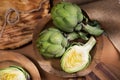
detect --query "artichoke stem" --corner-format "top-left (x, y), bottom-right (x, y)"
top-left (78, 32), bottom-right (89, 41)
top-left (82, 23), bottom-right (104, 36)
top-left (83, 36), bottom-right (96, 53)
top-left (75, 23), bottom-right (82, 31)
top-left (67, 32), bottom-right (79, 41)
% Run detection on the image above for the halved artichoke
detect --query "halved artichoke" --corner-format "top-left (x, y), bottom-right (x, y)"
top-left (61, 36), bottom-right (96, 73)
top-left (0, 66), bottom-right (30, 80)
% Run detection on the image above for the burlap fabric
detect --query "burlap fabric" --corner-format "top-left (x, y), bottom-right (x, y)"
top-left (0, 0), bottom-right (50, 49)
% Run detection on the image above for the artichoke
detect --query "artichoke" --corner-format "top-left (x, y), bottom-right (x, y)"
top-left (36, 27), bottom-right (68, 58)
top-left (61, 36), bottom-right (96, 73)
top-left (0, 66), bottom-right (30, 80)
top-left (51, 2), bottom-right (83, 32)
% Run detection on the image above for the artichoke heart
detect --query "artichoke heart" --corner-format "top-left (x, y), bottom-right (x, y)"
top-left (61, 36), bottom-right (96, 73)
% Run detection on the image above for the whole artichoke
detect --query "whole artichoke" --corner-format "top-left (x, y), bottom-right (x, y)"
top-left (51, 2), bottom-right (83, 32)
top-left (36, 27), bottom-right (68, 58)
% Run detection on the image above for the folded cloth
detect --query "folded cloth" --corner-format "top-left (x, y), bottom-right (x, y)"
top-left (80, 0), bottom-right (120, 52)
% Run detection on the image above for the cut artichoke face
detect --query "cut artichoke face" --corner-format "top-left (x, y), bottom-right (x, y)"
top-left (61, 36), bottom-right (96, 73)
top-left (61, 45), bottom-right (90, 73)
top-left (0, 66), bottom-right (30, 80)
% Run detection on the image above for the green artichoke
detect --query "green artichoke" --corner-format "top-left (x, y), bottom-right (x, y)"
top-left (36, 27), bottom-right (68, 58)
top-left (51, 2), bottom-right (83, 32)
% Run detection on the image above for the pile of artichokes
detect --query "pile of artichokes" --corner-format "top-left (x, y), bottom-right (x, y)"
top-left (36, 2), bottom-right (103, 58)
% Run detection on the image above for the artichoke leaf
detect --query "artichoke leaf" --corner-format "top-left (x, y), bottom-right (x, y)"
top-left (49, 32), bottom-right (63, 44)
top-left (53, 17), bottom-right (74, 32)
top-left (46, 45), bottom-right (63, 54)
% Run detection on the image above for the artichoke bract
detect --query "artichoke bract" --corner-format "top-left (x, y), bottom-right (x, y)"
top-left (0, 66), bottom-right (30, 80)
top-left (51, 2), bottom-right (83, 32)
top-left (36, 27), bottom-right (68, 58)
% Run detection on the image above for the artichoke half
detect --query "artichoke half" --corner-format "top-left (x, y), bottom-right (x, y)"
top-left (0, 66), bottom-right (30, 80)
top-left (36, 27), bottom-right (68, 58)
top-left (61, 36), bottom-right (96, 73)
top-left (51, 2), bottom-right (83, 32)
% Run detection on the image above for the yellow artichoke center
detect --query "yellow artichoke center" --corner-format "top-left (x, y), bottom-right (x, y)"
top-left (65, 49), bottom-right (83, 69)
top-left (1, 73), bottom-right (16, 80)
